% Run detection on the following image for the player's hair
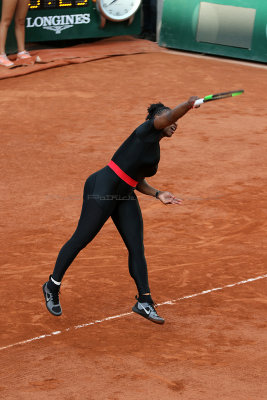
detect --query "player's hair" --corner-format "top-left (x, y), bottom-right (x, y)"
top-left (146, 102), bottom-right (170, 120)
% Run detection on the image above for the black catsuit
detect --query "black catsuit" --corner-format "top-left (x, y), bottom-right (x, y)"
top-left (52, 119), bottom-right (161, 295)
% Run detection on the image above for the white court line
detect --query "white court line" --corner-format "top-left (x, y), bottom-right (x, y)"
top-left (162, 48), bottom-right (267, 70)
top-left (0, 274), bottom-right (266, 352)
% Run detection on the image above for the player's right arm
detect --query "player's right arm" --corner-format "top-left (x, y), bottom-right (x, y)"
top-left (154, 96), bottom-right (199, 130)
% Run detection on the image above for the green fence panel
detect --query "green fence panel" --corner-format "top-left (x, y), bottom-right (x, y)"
top-left (159, 0), bottom-right (267, 63)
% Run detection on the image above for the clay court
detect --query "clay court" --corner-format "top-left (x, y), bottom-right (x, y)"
top-left (0, 37), bottom-right (266, 399)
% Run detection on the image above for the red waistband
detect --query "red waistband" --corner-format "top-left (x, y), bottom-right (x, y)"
top-left (108, 160), bottom-right (138, 188)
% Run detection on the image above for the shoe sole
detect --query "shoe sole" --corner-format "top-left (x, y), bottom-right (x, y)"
top-left (132, 305), bottom-right (165, 325)
top-left (0, 64), bottom-right (14, 68)
top-left (42, 283), bottom-right (62, 317)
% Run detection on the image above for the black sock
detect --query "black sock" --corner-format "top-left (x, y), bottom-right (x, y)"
top-left (138, 294), bottom-right (153, 304)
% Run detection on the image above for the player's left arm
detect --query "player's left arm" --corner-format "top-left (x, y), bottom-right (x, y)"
top-left (136, 179), bottom-right (182, 205)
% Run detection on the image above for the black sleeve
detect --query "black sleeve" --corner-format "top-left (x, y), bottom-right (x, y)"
top-left (134, 119), bottom-right (162, 142)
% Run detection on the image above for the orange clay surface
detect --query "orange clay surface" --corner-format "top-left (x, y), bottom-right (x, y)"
top-left (0, 38), bottom-right (267, 399)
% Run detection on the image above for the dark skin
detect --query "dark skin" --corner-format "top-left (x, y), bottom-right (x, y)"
top-left (136, 96), bottom-right (199, 296)
top-left (136, 95), bottom-right (199, 204)
top-left (154, 96), bottom-right (199, 131)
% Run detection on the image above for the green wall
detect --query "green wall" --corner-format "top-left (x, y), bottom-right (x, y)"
top-left (159, 0), bottom-right (267, 63)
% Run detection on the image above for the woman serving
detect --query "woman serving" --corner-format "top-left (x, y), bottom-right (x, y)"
top-left (43, 96), bottom-right (199, 324)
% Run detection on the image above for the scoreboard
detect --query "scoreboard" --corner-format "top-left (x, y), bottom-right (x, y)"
top-left (28, 1), bottom-right (89, 9)
top-left (2, 0), bottom-right (141, 53)
top-left (25, 0), bottom-right (141, 41)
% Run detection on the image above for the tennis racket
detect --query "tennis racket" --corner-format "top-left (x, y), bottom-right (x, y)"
top-left (194, 89), bottom-right (244, 107)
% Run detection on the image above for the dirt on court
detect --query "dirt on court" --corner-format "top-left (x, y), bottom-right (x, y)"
top-left (0, 37), bottom-right (266, 399)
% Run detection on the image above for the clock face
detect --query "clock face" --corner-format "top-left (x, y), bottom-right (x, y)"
top-left (98, 0), bottom-right (141, 22)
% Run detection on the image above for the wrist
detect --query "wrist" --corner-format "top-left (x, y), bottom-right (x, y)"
top-left (186, 100), bottom-right (193, 110)
top-left (155, 190), bottom-right (160, 199)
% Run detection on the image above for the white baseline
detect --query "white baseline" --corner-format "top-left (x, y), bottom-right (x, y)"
top-left (0, 273), bottom-right (266, 352)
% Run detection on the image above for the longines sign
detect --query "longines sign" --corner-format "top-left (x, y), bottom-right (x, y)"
top-left (26, 13), bottom-right (91, 35)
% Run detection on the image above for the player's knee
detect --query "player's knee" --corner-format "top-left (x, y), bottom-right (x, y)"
top-left (129, 243), bottom-right (145, 257)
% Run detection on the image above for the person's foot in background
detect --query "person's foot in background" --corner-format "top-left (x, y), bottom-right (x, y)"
top-left (0, 54), bottom-right (14, 67)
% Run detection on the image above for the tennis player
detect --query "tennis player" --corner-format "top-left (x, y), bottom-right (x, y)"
top-left (43, 96), bottom-right (199, 324)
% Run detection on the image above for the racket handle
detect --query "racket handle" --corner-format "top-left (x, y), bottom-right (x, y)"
top-left (193, 98), bottom-right (204, 107)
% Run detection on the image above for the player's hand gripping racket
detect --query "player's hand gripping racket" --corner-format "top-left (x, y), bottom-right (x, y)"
top-left (194, 89), bottom-right (244, 107)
